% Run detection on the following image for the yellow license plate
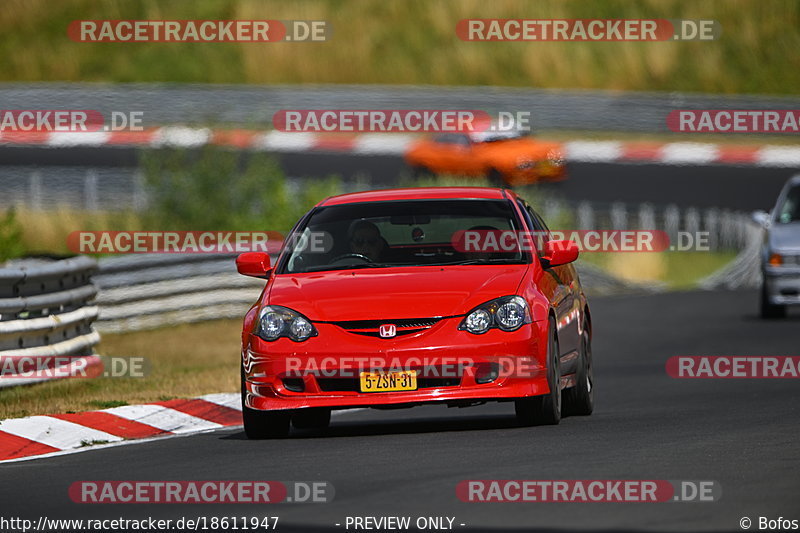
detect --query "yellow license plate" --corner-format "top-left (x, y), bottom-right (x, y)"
top-left (359, 370), bottom-right (418, 392)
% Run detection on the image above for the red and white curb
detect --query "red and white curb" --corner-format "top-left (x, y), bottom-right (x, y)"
top-left (0, 393), bottom-right (241, 463)
top-left (1, 126), bottom-right (799, 167)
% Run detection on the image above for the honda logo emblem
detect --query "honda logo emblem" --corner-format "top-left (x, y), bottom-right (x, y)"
top-left (379, 324), bottom-right (397, 338)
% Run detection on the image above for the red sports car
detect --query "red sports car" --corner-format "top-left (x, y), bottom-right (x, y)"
top-left (236, 187), bottom-right (593, 438)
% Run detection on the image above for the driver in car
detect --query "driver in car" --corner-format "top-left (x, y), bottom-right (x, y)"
top-left (348, 220), bottom-right (387, 261)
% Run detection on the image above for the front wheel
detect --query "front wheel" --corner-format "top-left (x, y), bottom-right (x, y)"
top-left (515, 318), bottom-right (561, 426)
top-left (760, 282), bottom-right (786, 319)
top-left (563, 317), bottom-right (594, 416)
top-left (241, 366), bottom-right (291, 439)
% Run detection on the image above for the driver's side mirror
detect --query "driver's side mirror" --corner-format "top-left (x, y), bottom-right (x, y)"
top-left (541, 240), bottom-right (579, 268)
top-left (236, 252), bottom-right (272, 279)
top-left (752, 210), bottom-right (770, 227)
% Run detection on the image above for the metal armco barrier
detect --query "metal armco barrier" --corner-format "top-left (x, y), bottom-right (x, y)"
top-left (0, 256), bottom-right (102, 388)
top-left (93, 254), bottom-right (266, 333)
top-left (2, 82), bottom-right (799, 133)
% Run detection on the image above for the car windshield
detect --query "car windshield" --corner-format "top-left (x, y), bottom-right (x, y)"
top-left (470, 129), bottom-right (529, 143)
top-left (776, 184), bottom-right (800, 224)
top-left (279, 199), bottom-right (528, 274)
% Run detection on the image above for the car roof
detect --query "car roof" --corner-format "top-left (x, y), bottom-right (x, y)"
top-left (319, 187), bottom-right (512, 206)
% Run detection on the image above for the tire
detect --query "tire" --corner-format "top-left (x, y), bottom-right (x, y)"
top-left (563, 317), bottom-right (594, 416)
top-left (241, 366), bottom-right (291, 439)
top-left (760, 282), bottom-right (786, 319)
top-left (515, 318), bottom-right (561, 426)
top-left (292, 408), bottom-right (331, 430)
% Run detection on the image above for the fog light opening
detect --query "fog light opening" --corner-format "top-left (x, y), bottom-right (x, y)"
top-left (475, 362), bottom-right (500, 384)
top-left (282, 377), bottom-right (305, 392)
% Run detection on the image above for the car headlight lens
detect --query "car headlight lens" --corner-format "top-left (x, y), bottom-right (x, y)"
top-left (255, 306), bottom-right (318, 342)
top-left (459, 296), bottom-right (531, 334)
top-left (546, 149), bottom-right (565, 166)
top-left (290, 316), bottom-right (314, 340)
top-left (463, 308), bottom-right (492, 334)
top-left (497, 299), bottom-right (526, 330)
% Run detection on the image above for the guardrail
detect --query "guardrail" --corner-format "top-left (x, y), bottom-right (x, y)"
top-left (2, 82), bottom-right (799, 133)
top-left (0, 256), bottom-right (102, 388)
top-left (94, 254), bottom-right (266, 333)
top-left (698, 221), bottom-right (763, 290)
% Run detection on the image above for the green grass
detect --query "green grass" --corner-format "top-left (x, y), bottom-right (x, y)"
top-left (579, 250), bottom-right (738, 288)
top-left (0, 0), bottom-right (799, 95)
top-left (0, 319), bottom-right (242, 420)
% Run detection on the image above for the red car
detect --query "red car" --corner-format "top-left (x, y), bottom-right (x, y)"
top-left (236, 187), bottom-right (593, 438)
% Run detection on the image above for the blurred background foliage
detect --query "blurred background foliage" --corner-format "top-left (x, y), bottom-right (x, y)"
top-left (0, 0), bottom-right (797, 94)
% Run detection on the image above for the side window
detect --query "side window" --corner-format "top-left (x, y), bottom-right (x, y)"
top-left (517, 199), bottom-right (548, 258)
top-left (777, 185), bottom-right (800, 223)
top-left (516, 199), bottom-right (534, 229)
top-left (433, 133), bottom-right (471, 147)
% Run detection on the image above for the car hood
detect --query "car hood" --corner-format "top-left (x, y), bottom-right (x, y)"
top-left (769, 222), bottom-right (800, 251)
top-left (267, 265), bottom-right (528, 321)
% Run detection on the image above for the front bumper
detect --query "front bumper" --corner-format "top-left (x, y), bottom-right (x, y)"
top-left (242, 318), bottom-right (549, 411)
top-left (764, 266), bottom-right (800, 305)
top-left (506, 162), bottom-right (567, 185)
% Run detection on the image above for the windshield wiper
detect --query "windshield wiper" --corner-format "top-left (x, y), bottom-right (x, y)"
top-left (299, 262), bottom-right (396, 273)
top-left (427, 258), bottom-right (527, 266)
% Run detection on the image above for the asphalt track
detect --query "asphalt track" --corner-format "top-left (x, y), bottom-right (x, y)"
top-left (1, 145), bottom-right (797, 210)
top-left (1, 289), bottom-right (798, 532)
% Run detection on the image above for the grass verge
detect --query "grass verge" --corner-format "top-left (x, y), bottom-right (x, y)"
top-left (0, 319), bottom-right (241, 420)
top-left (0, 0), bottom-right (798, 95)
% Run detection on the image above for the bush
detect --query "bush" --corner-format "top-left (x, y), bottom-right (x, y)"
top-left (141, 147), bottom-right (341, 233)
top-left (0, 208), bottom-right (25, 263)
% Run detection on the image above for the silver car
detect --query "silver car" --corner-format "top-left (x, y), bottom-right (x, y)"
top-left (753, 175), bottom-right (800, 318)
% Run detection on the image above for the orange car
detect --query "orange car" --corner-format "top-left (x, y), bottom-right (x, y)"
top-left (404, 131), bottom-right (566, 186)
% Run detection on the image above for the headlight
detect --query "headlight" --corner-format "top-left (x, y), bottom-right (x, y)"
top-left (546, 149), bottom-right (565, 166)
top-left (459, 296), bottom-right (531, 334)
top-left (255, 306), bottom-right (318, 342)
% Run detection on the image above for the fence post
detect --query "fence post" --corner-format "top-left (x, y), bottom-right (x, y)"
top-left (664, 204), bottom-right (680, 246)
top-left (637, 203), bottom-right (655, 230)
top-left (133, 170), bottom-right (147, 211)
top-left (685, 207), bottom-right (700, 247)
top-left (84, 170), bottom-right (99, 211)
top-left (29, 170), bottom-right (43, 210)
top-left (704, 208), bottom-right (719, 251)
top-left (576, 201), bottom-right (594, 230)
top-left (610, 202), bottom-right (628, 230)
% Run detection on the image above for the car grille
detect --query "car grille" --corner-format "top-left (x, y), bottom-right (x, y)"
top-left (327, 317), bottom-right (445, 337)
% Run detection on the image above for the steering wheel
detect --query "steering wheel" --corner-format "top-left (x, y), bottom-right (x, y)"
top-left (330, 253), bottom-right (372, 264)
